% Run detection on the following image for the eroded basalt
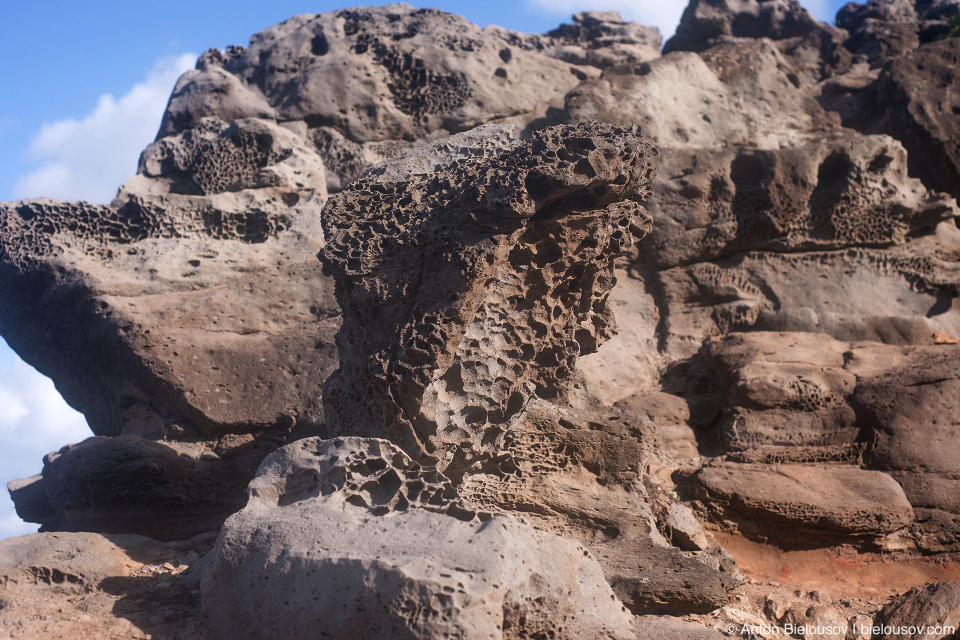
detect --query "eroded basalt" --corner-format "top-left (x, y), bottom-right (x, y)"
top-left (320, 121), bottom-right (658, 471)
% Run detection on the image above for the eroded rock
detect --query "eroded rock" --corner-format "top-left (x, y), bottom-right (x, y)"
top-left (0, 117), bottom-right (335, 442)
top-left (8, 435), bottom-right (283, 541)
top-left (201, 437), bottom-right (636, 640)
top-left (694, 463), bottom-right (914, 547)
top-left (320, 121), bottom-right (658, 472)
top-left (664, 0), bottom-right (821, 53)
top-left (871, 39), bottom-right (960, 201)
top-left (873, 581), bottom-right (960, 640)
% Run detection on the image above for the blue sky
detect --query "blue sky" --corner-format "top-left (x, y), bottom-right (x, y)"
top-left (0, 0), bottom-right (848, 538)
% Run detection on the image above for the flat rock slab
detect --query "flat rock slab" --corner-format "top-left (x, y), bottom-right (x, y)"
top-left (694, 463), bottom-right (913, 546)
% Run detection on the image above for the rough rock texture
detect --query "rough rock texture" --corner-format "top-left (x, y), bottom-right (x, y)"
top-left (0, 118), bottom-right (335, 442)
top-left (873, 581), bottom-right (960, 639)
top-left (634, 615), bottom-right (729, 639)
top-left (691, 333), bottom-right (960, 551)
top-left (0, 116), bottom-right (337, 536)
top-left (664, 0), bottom-right (822, 53)
top-left (201, 437), bottom-right (636, 640)
top-left (459, 399), bottom-right (738, 615)
top-left (0, 531), bottom-right (214, 639)
top-left (543, 11), bottom-right (663, 67)
top-left (870, 39), bottom-right (960, 200)
top-left (4, 1), bottom-right (960, 638)
top-left (694, 463), bottom-right (914, 547)
top-left (8, 436), bottom-right (280, 540)
top-left (320, 121), bottom-right (658, 472)
top-left (155, 5), bottom-right (654, 191)
top-left (316, 121), bottom-right (742, 614)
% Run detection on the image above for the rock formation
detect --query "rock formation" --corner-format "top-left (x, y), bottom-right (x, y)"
top-left (320, 121), bottom-right (657, 471)
top-left (202, 437), bottom-right (636, 640)
top-left (3, 0), bottom-right (960, 638)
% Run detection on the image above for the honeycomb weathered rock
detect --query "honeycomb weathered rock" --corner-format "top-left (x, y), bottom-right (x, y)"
top-left (320, 121), bottom-right (659, 472)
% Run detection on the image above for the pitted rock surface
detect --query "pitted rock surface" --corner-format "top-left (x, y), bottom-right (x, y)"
top-left (156, 5), bottom-right (630, 191)
top-left (0, 116), bottom-right (337, 536)
top-left (247, 436), bottom-right (490, 522)
top-left (0, 116), bottom-right (333, 442)
top-left (201, 436), bottom-right (636, 640)
top-left (869, 38), bottom-right (960, 200)
top-left (873, 581), bottom-right (960, 640)
top-left (664, 0), bottom-right (821, 53)
top-left (320, 121), bottom-right (658, 471)
top-left (458, 399), bottom-right (739, 615)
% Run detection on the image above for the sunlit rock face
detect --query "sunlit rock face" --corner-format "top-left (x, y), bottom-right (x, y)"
top-left (320, 121), bottom-right (658, 472)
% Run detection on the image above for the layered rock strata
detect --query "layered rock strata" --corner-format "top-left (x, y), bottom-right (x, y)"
top-left (320, 121), bottom-right (657, 471)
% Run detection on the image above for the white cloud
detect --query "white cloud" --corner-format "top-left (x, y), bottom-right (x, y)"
top-left (12, 53), bottom-right (195, 205)
top-left (528, 0), bottom-right (689, 38)
top-left (0, 344), bottom-right (91, 540)
top-left (800, 0), bottom-right (834, 22)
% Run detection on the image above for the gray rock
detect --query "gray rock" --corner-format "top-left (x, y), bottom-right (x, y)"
top-left (360, 123), bottom-right (519, 183)
top-left (0, 116), bottom-right (335, 442)
top-left (200, 436), bottom-right (636, 640)
top-left (701, 332), bottom-right (859, 451)
top-left (459, 399), bottom-right (738, 615)
top-left (0, 532), bottom-right (162, 590)
top-left (157, 5), bottom-right (600, 191)
top-left (643, 132), bottom-right (954, 270)
top-left (664, 0), bottom-right (821, 53)
top-left (870, 39), bottom-right (960, 201)
top-left (544, 11), bottom-right (662, 68)
top-left (0, 530), bottom-right (215, 639)
top-left (634, 615), bottom-right (728, 640)
top-left (850, 343), bottom-right (960, 550)
top-left (561, 45), bottom-right (831, 151)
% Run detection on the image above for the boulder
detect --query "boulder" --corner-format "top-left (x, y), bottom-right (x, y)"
top-left (200, 436), bottom-right (636, 640)
top-left (0, 116), bottom-right (335, 442)
top-left (160, 6), bottom-right (587, 145)
top-left (156, 5), bottom-right (618, 190)
top-left (873, 581), bottom-right (960, 640)
top-left (8, 435), bottom-right (283, 540)
top-left (694, 463), bottom-right (914, 546)
top-left (664, 0), bottom-right (821, 53)
top-left (700, 332), bottom-right (859, 451)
